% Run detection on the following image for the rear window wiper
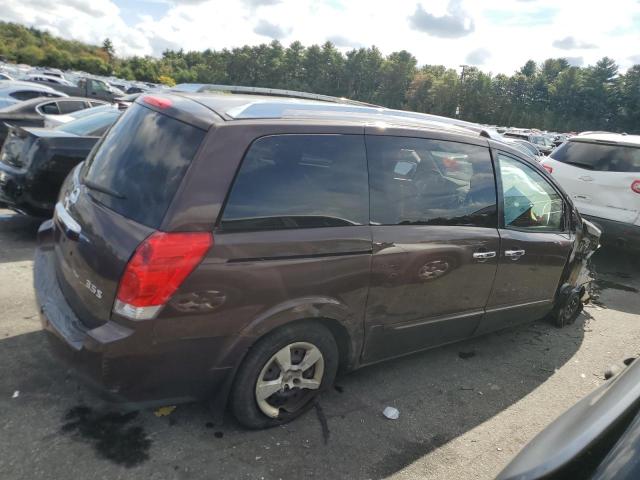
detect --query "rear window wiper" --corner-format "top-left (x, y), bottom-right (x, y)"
top-left (83, 179), bottom-right (126, 199)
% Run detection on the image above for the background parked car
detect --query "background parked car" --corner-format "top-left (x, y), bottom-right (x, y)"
top-left (23, 73), bottom-right (76, 87)
top-left (42, 101), bottom-right (113, 128)
top-left (0, 108), bottom-right (121, 216)
top-left (503, 138), bottom-right (543, 160)
top-left (541, 133), bottom-right (640, 251)
top-left (0, 80), bottom-right (67, 109)
top-left (504, 130), bottom-right (556, 155)
top-left (0, 96), bottom-right (102, 146)
top-left (27, 75), bottom-right (122, 102)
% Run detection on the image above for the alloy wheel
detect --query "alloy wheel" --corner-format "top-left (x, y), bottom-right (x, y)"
top-left (255, 342), bottom-right (325, 418)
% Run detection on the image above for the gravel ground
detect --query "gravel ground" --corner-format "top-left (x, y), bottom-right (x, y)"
top-left (0, 209), bottom-right (639, 480)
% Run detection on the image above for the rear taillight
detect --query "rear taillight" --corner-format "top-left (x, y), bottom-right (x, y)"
top-left (114, 231), bottom-right (213, 320)
top-left (542, 164), bottom-right (553, 174)
top-left (632, 180), bottom-right (640, 194)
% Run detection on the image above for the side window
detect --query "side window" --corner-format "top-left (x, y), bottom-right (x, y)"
top-left (58, 100), bottom-right (86, 114)
top-left (90, 80), bottom-right (109, 93)
top-left (10, 91), bottom-right (41, 101)
top-left (38, 102), bottom-right (60, 115)
top-left (367, 136), bottom-right (497, 228)
top-left (220, 135), bottom-right (369, 232)
top-left (498, 154), bottom-right (564, 231)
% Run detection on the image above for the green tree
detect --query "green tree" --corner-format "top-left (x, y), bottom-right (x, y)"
top-left (375, 50), bottom-right (417, 108)
top-left (102, 38), bottom-right (115, 65)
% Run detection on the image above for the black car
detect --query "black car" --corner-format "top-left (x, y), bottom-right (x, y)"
top-left (0, 96), bottom-right (108, 146)
top-left (0, 108), bottom-right (120, 216)
top-left (498, 357), bottom-right (640, 480)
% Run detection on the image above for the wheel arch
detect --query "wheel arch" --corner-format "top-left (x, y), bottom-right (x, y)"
top-left (207, 298), bottom-right (363, 422)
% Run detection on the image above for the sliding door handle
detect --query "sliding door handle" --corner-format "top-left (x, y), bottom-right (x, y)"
top-left (473, 251), bottom-right (496, 259)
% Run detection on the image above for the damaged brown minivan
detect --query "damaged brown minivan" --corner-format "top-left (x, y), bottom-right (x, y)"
top-left (34, 89), bottom-right (600, 429)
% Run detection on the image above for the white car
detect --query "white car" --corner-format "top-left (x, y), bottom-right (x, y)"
top-left (0, 81), bottom-right (68, 109)
top-left (541, 133), bottom-right (640, 251)
top-left (23, 74), bottom-right (75, 87)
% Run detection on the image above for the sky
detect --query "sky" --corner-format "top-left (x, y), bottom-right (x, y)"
top-left (2, 0), bottom-right (640, 74)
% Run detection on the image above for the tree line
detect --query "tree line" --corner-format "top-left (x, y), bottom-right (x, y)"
top-left (1, 21), bottom-right (638, 133)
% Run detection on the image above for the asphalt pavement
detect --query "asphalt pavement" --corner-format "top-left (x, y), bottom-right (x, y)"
top-left (1, 209), bottom-right (639, 480)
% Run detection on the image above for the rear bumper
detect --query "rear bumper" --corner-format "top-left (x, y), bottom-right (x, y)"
top-left (34, 223), bottom-right (239, 407)
top-left (581, 215), bottom-right (640, 252)
top-left (0, 163), bottom-right (52, 216)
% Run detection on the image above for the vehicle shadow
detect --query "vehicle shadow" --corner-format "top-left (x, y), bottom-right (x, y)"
top-left (588, 246), bottom-right (640, 316)
top-left (0, 314), bottom-right (586, 479)
top-left (0, 210), bottom-right (42, 264)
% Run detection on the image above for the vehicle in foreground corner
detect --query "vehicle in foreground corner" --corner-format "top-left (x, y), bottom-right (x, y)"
top-left (34, 89), bottom-right (600, 429)
top-left (498, 357), bottom-right (640, 480)
top-left (0, 108), bottom-right (121, 216)
top-left (541, 133), bottom-right (640, 252)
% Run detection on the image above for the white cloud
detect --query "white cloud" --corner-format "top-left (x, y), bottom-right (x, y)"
top-left (552, 36), bottom-right (597, 50)
top-left (466, 48), bottom-right (491, 65)
top-left (1, 0), bottom-right (639, 73)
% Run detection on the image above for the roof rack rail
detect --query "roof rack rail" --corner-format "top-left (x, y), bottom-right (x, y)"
top-left (171, 83), bottom-right (377, 107)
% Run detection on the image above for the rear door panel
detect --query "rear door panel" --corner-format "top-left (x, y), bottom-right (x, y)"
top-left (361, 131), bottom-right (501, 362)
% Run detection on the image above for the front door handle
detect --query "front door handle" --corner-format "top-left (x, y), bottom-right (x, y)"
top-left (473, 251), bottom-right (496, 260)
top-left (579, 175), bottom-right (594, 182)
top-left (505, 249), bottom-right (526, 259)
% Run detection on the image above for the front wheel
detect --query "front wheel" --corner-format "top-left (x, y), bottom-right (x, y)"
top-left (550, 289), bottom-right (583, 328)
top-left (230, 322), bottom-right (338, 429)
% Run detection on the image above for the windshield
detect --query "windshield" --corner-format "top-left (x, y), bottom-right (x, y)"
top-left (56, 110), bottom-right (120, 136)
top-left (67, 104), bottom-right (114, 120)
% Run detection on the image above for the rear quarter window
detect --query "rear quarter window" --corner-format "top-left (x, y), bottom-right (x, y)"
top-left (83, 103), bottom-right (205, 228)
top-left (220, 134), bottom-right (368, 232)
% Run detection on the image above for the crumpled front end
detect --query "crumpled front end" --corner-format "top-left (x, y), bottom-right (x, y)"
top-left (568, 217), bottom-right (602, 301)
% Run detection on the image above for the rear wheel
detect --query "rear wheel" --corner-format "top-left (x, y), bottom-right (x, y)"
top-left (230, 322), bottom-right (338, 429)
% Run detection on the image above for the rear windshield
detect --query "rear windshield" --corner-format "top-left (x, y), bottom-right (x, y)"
top-left (550, 140), bottom-right (640, 172)
top-left (83, 104), bottom-right (205, 228)
top-left (57, 110), bottom-right (120, 136)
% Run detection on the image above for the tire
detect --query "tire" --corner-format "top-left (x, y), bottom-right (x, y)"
top-left (230, 321), bottom-right (339, 429)
top-left (550, 289), bottom-right (583, 328)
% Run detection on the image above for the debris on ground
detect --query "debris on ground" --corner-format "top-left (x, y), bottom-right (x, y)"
top-left (383, 406), bottom-right (400, 420)
top-left (11, 390), bottom-right (19, 399)
top-left (604, 365), bottom-right (621, 379)
top-left (314, 402), bottom-right (330, 444)
top-left (458, 351), bottom-right (476, 360)
top-left (153, 406), bottom-right (176, 417)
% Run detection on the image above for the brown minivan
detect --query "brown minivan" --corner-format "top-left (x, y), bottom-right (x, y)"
top-left (34, 90), bottom-right (600, 428)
